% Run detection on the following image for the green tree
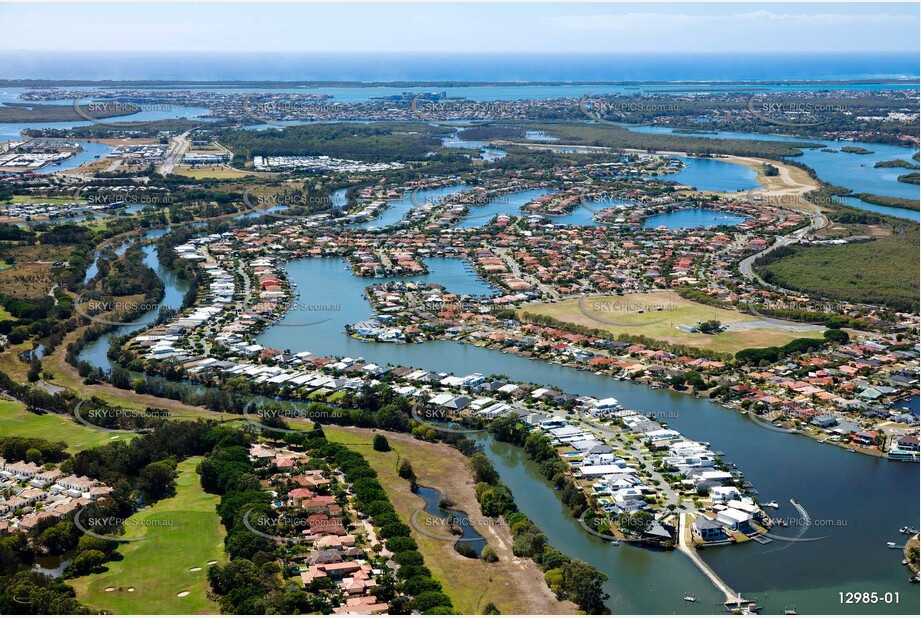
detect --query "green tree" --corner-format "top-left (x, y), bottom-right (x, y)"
top-left (372, 434), bottom-right (390, 452)
top-left (467, 453), bottom-right (499, 485)
top-left (68, 549), bottom-right (107, 576)
top-left (617, 511), bottom-right (653, 536)
top-left (138, 459), bottom-right (178, 501)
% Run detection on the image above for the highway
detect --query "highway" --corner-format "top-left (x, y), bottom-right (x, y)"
top-left (158, 130), bottom-right (192, 175)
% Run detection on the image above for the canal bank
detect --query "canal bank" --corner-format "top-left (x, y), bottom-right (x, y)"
top-left (74, 238), bottom-right (919, 613)
top-left (250, 255), bottom-right (920, 615)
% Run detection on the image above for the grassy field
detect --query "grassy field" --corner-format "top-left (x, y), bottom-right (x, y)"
top-left (9, 195), bottom-right (75, 204)
top-left (0, 400), bottom-right (133, 452)
top-left (524, 291), bottom-right (823, 354)
top-left (70, 457), bottom-right (226, 615)
top-left (322, 425), bottom-right (574, 615)
top-left (0, 244), bottom-right (72, 297)
top-left (174, 165), bottom-right (267, 180)
top-left (756, 230), bottom-right (920, 313)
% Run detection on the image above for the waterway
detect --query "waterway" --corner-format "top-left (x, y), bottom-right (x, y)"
top-left (350, 184), bottom-right (471, 230)
top-left (77, 240), bottom-right (191, 371)
top-left (451, 188), bottom-right (550, 229)
top-left (643, 208), bottom-right (750, 229)
top-left (59, 154), bottom-right (919, 614)
top-left (0, 102), bottom-right (211, 174)
top-left (84, 237), bottom-right (135, 283)
top-left (441, 131), bottom-right (508, 161)
top-left (627, 125), bottom-right (920, 219)
top-left (68, 229), bottom-right (921, 613)
top-left (415, 486), bottom-right (487, 558)
top-left (667, 155), bottom-right (761, 193)
top-left (250, 255), bottom-right (919, 614)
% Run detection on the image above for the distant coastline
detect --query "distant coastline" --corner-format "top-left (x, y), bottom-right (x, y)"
top-left (2, 78), bottom-right (919, 89)
top-left (1, 50), bottom-right (918, 83)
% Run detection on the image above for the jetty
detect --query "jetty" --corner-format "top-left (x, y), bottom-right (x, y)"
top-left (677, 513), bottom-right (754, 607)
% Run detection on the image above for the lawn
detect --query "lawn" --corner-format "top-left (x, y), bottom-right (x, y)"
top-left (524, 290), bottom-right (823, 354)
top-left (174, 165), bottom-right (266, 180)
top-left (9, 195), bottom-right (74, 204)
top-left (70, 457), bottom-right (226, 615)
top-left (0, 400), bottom-right (133, 453)
top-left (322, 425), bottom-right (573, 615)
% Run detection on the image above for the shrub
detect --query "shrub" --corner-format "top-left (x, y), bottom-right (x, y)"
top-left (372, 434), bottom-right (390, 452)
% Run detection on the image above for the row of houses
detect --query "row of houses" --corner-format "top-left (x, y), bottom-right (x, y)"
top-left (247, 444), bottom-right (388, 614)
top-left (0, 459), bottom-right (112, 534)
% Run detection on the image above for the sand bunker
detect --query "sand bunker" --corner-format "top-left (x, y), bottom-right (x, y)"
top-left (189, 567), bottom-right (202, 572)
top-left (177, 591), bottom-right (190, 597)
top-left (104, 587), bottom-right (115, 592)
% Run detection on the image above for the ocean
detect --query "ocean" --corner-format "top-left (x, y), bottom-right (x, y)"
top-left (1, 51), bottom-right (918, 82)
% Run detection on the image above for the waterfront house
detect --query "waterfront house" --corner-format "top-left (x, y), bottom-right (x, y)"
top-left (589, 397), bottom-right (621, 415)
top-left (693, 515), bottom-right (728, 542)
top-left (895, 434), bottom-right (920, 452)
top-left (710, 486), bottom-right (741, 504)
top-left (715, 507), bottom-right (752, 530)
top-left (611, 487), bottom-right (647, 513)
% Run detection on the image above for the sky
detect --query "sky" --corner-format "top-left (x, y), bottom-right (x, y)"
top-left (0, 2), bottom-right (918, 54)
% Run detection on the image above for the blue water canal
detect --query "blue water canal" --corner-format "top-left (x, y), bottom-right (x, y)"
top-left (72, 208), bottom-right (919, 613)
top-left (643, 208), bottom-right (750, 229)
top-left (627, 125), bottom-right (920, 220)
top-left (415, 486), bottom-right (488, 558)
top-left (16, 82), bottom-right (914, 613)
top-left (248, 256), bottom-right (921, 615)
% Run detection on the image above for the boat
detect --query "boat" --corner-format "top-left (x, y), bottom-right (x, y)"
top-left (765, 501), bottom-right (779, 509)
top-left (911, 576), bottom-right (919, 584)
top-left (610, 540), bottom-right (619, 546)
top-left (847, 448), bottom-right (856, 453)
top-left (683, 594), bottom-right (697, 602)
top-left (784, 606), bottom-right (797, 615)
top-left (886, 542), bottom-right (897, 548)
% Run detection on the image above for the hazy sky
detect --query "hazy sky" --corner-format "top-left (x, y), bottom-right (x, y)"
top-left (1, 2), bottom-right (918, 53)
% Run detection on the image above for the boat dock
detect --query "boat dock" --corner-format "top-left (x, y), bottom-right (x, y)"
top-left (677, 513), bottom-right (755, 607)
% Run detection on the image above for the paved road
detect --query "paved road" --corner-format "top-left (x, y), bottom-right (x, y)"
top-left (738, 183), bottom-right (830, 290)
top-left (494, 246), bottom-right (558, 299)
top-left (158, 130), bottom-right (192, 175)
top-left (543, 408), bottom-right (690, 511)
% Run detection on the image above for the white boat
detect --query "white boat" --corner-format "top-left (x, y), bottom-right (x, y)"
top-left (887, 542), bottom-right (897, 548)
top-left (765, 501), bottom-right (779, 509)
top-left (683, 595), bottom-right (697, 602)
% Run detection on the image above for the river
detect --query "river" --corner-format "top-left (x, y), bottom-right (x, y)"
top-left (55, 123), bottom-right (919, 614)
top-left (77, 238), bottom-right (191, 371)
top-left (251, 255), bottom-right (919, 615)
top-left (627, 125), bottom-right (920, 220)
top-left (68, 229), bottom-right (921, 613)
